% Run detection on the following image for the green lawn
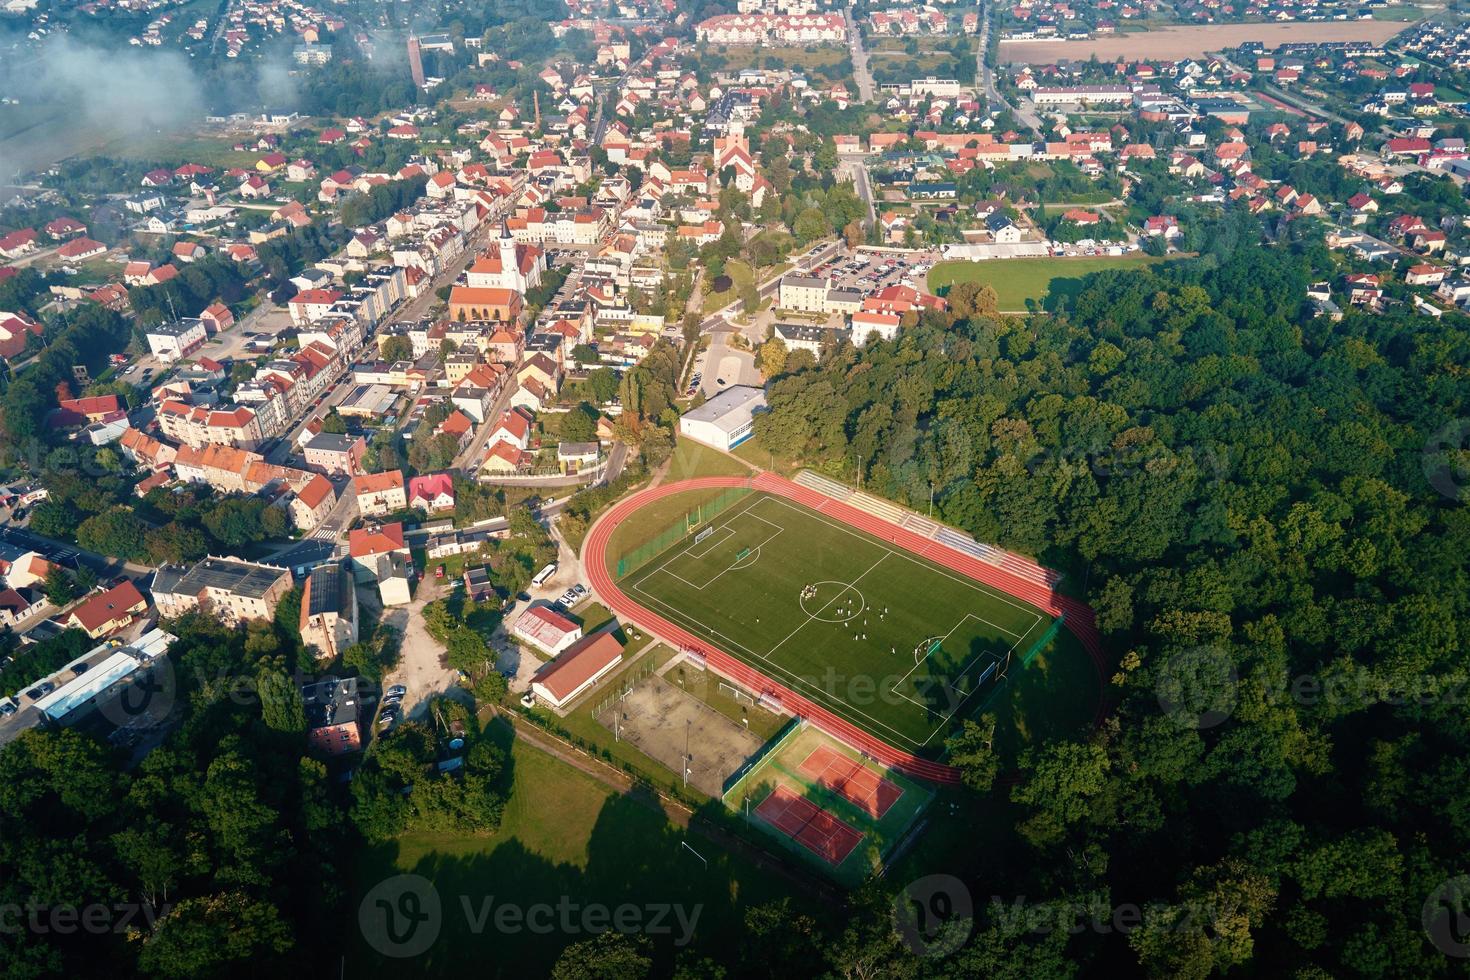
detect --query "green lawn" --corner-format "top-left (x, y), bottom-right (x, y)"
top-left (352, 726), bottom-right (817, 976)
top-left (602, 483), bottom-right (751, 567)
top-left (701, 259), bottom-right (754, 315)
top-left (666, 438), bottom-right (753, 482)
top-left (618, 492), bottom-right (1054, 753)
top-left (1371, 4), bottom-right (1424, 19)
top-left (927, 253), bottom-right (1171, 310)
top-left (103, 133), bottom-right (267, 169)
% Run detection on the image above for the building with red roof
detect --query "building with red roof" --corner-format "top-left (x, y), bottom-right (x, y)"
top-left (64, 580), bottom-right (148, 639)
top-left (512, 604), bottom-right (583, 656)
top-left (348, 523), bottom-right (408, 581)
top-left (530, 630), bottom-right (624, 708)
top-left (407, 473), bottom-right (456, 513)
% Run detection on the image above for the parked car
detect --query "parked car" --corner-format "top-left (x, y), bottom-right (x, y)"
top-left (385, 685), bottom-right (407, 699)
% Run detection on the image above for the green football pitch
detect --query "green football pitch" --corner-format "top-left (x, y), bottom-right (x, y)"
top-left (620, 492), bottom-right (1053, 752)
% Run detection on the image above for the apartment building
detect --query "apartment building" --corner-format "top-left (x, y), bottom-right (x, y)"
top-left (151, 557), bottom-right (294, 624)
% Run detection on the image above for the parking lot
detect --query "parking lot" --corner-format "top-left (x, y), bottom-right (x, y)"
top-left (812, 250), bottom-right (941, 295)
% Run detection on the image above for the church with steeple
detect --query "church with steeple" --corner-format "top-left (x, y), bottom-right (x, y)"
top-left (465, 221), bottom-right (545, 295)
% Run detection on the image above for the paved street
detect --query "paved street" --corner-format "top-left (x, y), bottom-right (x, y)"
top-left (846, 11), bottom-right (876, 104)
top-left (839, 156), bottom-right (878, 228)
top-left (978, 2), bottom-right (1042, 133)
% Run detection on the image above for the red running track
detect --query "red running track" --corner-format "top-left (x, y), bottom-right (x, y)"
top-left (583, 473), bottom-right (1109, 785)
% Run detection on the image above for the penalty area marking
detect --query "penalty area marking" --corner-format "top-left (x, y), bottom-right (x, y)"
top-left (657, 508), bottom-right (784, 592)
top-left (624, 494), bottom-right (1052, 748)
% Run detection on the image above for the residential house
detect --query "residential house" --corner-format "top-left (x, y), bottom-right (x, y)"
top-left (151, 557), bottom-right (293, 624)
top-left (352, 470), bottom-right (407, 516)
top-left (64, 580), bottom-right (148, 639)
top-left (407, 473), bottom-right (456, 513)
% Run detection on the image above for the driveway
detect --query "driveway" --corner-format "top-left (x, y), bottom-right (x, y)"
top-left (699, 332), bottom-right (761, 397)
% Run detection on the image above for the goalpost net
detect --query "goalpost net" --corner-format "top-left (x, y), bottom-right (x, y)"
top-left (614, 486), bottom-right (752, 578)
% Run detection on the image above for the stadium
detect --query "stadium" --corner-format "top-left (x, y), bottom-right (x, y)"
top-left (584, 471), bottom-right (1106, 783)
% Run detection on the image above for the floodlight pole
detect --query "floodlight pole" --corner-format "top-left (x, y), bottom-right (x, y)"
top-left (684, 719), bottom-right (690, 788)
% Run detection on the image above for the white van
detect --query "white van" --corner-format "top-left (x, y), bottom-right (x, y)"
top-left (531, 562), bottom-right (558, 587)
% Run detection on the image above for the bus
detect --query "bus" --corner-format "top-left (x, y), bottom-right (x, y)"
top-left (531, 562), bottom-right (558, 588)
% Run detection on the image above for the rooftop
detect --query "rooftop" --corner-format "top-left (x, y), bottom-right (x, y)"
top-left (304, 563), bottom-right (348, 617)
top-left (154, 557), bottom-right (291, 601)
top-left (680, 384), bottom-right (767, 433)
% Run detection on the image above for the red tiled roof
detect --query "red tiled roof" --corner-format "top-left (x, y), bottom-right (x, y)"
top-left (348, 522), bottom-right (405, 557)
top-left (297, 473), bottom-right (334, 509)
top-left (533, 630), bottom-right (624, 702)
top-left (67, 580), bottom-right (146, 633)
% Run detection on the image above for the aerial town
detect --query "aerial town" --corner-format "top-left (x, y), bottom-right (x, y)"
top-left (0, 1), bottom-right (1468, 977)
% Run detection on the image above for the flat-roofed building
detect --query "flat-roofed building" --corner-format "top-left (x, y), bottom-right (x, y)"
top-left (151, 556), bottom-right (294, 624)
top-left (146, 319), bottom-right (208, 362)
top-left (678, 384), bottom-right (766, 452)
top-left (0, 628), bottom-right (176, 748)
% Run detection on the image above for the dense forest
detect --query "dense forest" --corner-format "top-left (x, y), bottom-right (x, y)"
top-left (755, 213), bottom-right (1470, 975)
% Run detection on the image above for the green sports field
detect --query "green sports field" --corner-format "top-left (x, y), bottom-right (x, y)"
top-left (926, 254), bottom-right (1171, 310)
top-left (619, 493), bottom-right (1053, 753)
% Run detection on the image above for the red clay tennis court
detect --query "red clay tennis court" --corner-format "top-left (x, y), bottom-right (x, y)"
top-left (796, 745), bottom-right (905, 819)
top-left (754, 785), bottom-right (865, 866)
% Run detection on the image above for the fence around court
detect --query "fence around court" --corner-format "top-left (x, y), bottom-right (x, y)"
top-left (721, 715), bottom-right (805, 801)
top-left (589, 658), bottom-right (658, 722)
top-left (613, 485), bottom-right (753, 579)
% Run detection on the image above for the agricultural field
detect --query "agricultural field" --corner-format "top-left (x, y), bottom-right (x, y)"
top-left (697, 44), bottom-right (853, 83)
top-left (999, 20), bottom-right (1411, 63)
